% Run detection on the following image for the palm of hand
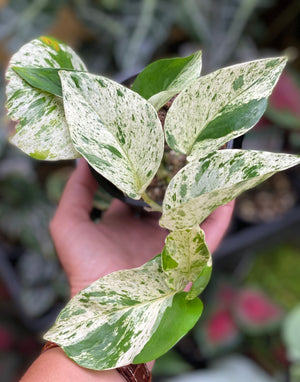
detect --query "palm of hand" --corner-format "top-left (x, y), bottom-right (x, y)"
top-left (50, 160), bottom-right (234, 298)
top-left (52, 199), bottom-right (167, 297)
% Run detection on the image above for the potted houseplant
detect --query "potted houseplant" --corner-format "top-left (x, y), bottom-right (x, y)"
top-left (4, 36), bottom-right (300, 370)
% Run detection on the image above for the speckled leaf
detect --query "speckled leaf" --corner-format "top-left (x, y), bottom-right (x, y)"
top-left (131, 51), bottom-right (202, 110)
top-left (160, 149), bottom-right (300, 230)
top-left (59, 71), bottom-right (164, 199)
top-left (164, 57), bottom-right (287, 160)
top-left (44, 255), bottom-right (203, 370)
top-left (5, 36), bottom-right (87, 160)
top-left (162, 226), bottom-right (211, 291)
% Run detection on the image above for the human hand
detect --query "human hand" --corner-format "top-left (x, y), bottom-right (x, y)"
top-left (50, 159), bottom-right (234, 297)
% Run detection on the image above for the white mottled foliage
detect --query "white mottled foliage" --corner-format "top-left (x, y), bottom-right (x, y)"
top-left (164, 57), bottom-right (287, 160)
top-left (5, 37), bottom-right (87, 160)
top-left (44, 256), bottom-right (176, 370)
top-left (160, 150), bottom-right (300, 230)
top-left (5, 37), bottom-right (300, 373)
top-left (162, 226), bottom-right (211, 290)
top-left (59, 71), bottom-right (164, 199)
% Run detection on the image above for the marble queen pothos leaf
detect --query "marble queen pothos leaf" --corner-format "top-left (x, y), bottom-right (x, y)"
top-left (59, 70), bottom-right (164, 199)
top-left (162, 226), bottom-right (211, 291)
top-left (160, 149), bottom-right (300, 230)
top-left (131, 50), bottom-right (202, 110)
top-left (164, 57), bottom-right (287, 160)
top-left (44, 255), bottom-right (203, 370)
top-left (5, 36), bottom-right (87, 160)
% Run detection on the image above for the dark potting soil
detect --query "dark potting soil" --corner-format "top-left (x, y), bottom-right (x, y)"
top-left (146, 95), bottom-right (188, 202)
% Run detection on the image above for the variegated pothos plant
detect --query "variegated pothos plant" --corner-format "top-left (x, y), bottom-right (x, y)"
top-left (5, 37), bottom-right (300, 370)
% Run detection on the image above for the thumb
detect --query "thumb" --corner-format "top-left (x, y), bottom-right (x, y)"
top-left (56, 159), bottom-right (98, 222)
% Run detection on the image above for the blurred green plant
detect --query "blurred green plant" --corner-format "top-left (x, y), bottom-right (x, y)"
top-left (193, 283), bottom-right (284, 356)
top-left (0, 136), bottom-right (70, 318)
top-left (282, 304), bottom-right (300, 382)
top-left (153, 349), bottom-right (194, 377)
top-left (151, 279), bottom-right (289, 379)
top-left (157, 355), bottom-right (278, 382)
top-left (246, 244), bottom-right (300, 310)
top-left (265, 71), bottom-right (300, 151)
top-left (0, 0), bottom-right (283, 77)
top-left (0, 0), bottom-right (68, 54)
top-left (0, 147), bottom-right (54, 257)
top-left (73, 0), bottom-right (175, 74)
top-left (17, 249), bottom-right (67, 318)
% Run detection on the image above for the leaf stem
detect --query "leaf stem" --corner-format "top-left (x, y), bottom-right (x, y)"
top-left (141, 192), bottom-right (163, 212)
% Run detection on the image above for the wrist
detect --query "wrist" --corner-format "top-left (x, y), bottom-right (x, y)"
top-left (22, 343), bottom-right (123, 382)
top-left (39, 342), bottom-right (152, 382)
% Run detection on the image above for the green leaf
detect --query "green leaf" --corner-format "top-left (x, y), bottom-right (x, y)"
top-left (164, 57), bottom-right (287, 160)
top-left (44, 255), bottom-right (202, 370)
top-left (290, 364), bottom-right (300, 381)
top-left (162, 226), bottom-right (211, 291)
top-left (134, 292), bottom-right (203, 363)
top-left (266, 104), bottom-right (300, 130)
top-left (186, 262), bottom-right (212, 300)
top-left (160, 149), bottom-right (300, 230)
top-left (131, 51), bottom-right (202, 110)
top-left (5, 36), bottom-right (87, 160)
top-left (12, 67), bottom-right (65, 97)
top-left (59, 71), bottom-right (164, 199)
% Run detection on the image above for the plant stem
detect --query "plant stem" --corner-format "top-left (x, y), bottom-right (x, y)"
top-left (141, 192), bottom-right (163, 212)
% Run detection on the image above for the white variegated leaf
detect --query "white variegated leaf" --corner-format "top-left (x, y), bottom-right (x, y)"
top-left (5, 36), bottom-right (87, 160)
top-left (162, 226), bottom-right (211, 290)
top-left (59, 71), bottom-right (164, 199)
top-left (160, 150), bottom-right (300, 230)
top-left (44, 255), bottom-right (203, 369)
top-left (164, 57), bottom-right (287, 160)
